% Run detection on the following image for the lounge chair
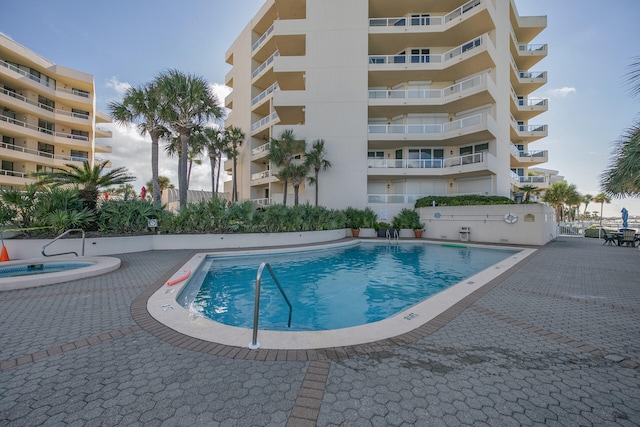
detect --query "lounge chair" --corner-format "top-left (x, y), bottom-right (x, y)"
top-left (602, 229), bottom-right (617, 246)
top-left (620, 229), bottom-right (637, 247)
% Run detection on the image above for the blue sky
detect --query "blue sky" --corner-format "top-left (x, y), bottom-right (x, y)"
top-left (2, 0), bottom-right (639, 217)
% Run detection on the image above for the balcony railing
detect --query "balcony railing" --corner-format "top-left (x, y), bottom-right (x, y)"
top-left (251, 112), bottom-right (279, 132)
top-left (0, 87), bottom-right (92, 119)
top-left (368, 152), bottom-right (485, 169)
top-left (513, 123), bottom-right (547, 133)
top-left (369, 75), bottom-right (482, 100)
top-left (369, 35), bottom-right (482, 65)
top-left (518, 43), bottom-right (547, 54)
top-left (252, 142), bottom-right (271, 156)
top-left (252, 50), bottom-right (279, 79)
top-left (251, 198), bottom-right (271, 206)
top-left (0, 168), bottom-right (26, 178)
top-left (518, 71), bottom-right (546, 80)
top-left (518, 176), bottom-right (546, 184)
top-left (368, 113), bottom-right (483, 135)
top-left (510, 145), bottom-right (546, 158)
top-left (369, 0), bottom-right (482, 27)
top-left (0, 59), bottom-right (54, 88)
top-left (252, 24), bottom-right (275, 52)
top-left (252, 82), bottom-right (279, 106)
top-left (251, 170), bottom-right (272, 181)
top-left (0, 141), bottom-right (87, 162)
top-left (1, 114), bottom-right (54, 135)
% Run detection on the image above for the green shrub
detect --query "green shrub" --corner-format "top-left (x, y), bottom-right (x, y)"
top-left (392, 208), bottom-right (423, 229)
top-left (415, 195), bottom-right (515, 207)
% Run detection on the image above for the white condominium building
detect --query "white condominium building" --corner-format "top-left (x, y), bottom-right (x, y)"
top-left (224, 0), bottom-right (548, 215)
top-left (0, 34), bottom-right (112, 190)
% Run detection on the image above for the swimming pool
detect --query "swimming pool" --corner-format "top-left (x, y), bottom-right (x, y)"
top-left (150, 241), bottom-right (534, 349)
top-left (0, 262), bottom-right (93, 278)
top-left (0, 257), bottom-right (122, 290)
top-left (177, 242), bottom-right (519, 331)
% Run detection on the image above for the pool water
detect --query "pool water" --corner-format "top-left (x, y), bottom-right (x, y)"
top-left (0, 262), bottom-right (93, 278)
top-left (178, 243), bottom-right (518, 331)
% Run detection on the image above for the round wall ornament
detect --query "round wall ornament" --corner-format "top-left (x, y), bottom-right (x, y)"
top-left (504, 212), bottom-right (518, 224)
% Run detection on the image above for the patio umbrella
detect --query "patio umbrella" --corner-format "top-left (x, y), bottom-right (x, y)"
top-left (621, 207), bottom-right (629, 229)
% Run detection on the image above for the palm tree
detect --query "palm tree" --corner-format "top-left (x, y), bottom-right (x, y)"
top-left (517, 184), bottom-right (540, 202)
top-left (224, 126), bottom-right (245, 202)
top-left (600, 56), bottom-right (640, 197)
top-left (33, 161), bottom-right (135, 211)
top-left (109, 83), bottom-right (166, 206)
top-left (145, 176), bottom-right (174, 198)
top-left (195, 127), bottom-right (228, 194)
top-left (304, 139), bottom-right (332, 206)
top-left (581, 194), bottom-right (593, 221)
top-left (267, 129), bottom-right (305, 206)
top-left (155, 70), bottom-right (222, 209)
top-left (543, 181), bottom-right (577, 222)
top-left (287, 163), bottom-right (310, 206)
top-left (593, 192), bottom-right (611, 238)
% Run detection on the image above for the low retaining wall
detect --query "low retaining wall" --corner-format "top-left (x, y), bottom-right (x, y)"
top-left (418, 204), bottom-right (557, 246)
top-left (3, 229), bottom-right (348, 260)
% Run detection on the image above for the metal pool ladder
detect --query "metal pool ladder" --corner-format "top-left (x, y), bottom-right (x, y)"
top-left (42, 229), bottom-right (86, 257)
top-left (386, 228), bottom-right (399, 244)
top-left (249, 262), bottom-right (292, 349)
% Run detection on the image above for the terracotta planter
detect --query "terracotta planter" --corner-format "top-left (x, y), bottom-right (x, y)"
top-left (351, 229), bottom-right (360, 237)
top-left (414, 230), bottom-right (423, 238)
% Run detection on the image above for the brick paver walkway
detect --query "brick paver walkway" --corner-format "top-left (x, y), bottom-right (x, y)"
top-left (1, 238), bottom-right (639, 426)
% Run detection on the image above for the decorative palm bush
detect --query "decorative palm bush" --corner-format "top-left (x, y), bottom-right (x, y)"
top-left (392, 208), bottom-right (423, 230)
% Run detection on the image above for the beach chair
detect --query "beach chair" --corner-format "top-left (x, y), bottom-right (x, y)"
top-left (620, 229), bottom-right (637, 247)
top-left (602, 229), bottom-right (617, 246)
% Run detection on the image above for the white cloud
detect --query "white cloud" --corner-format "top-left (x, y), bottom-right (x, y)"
top-left (106, 76), bottom-right (132, 96)
top-left (547, 87), bottom-right (576, 98)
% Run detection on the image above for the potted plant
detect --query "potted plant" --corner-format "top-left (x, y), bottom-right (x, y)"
top-left (345, 207), bottom-right (363, 237)
top-left (392, 208), bottom-right (424, 238)
top-left (359, 208), bottom-right (378, 237)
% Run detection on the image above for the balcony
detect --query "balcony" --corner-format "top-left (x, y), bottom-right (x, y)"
top-left (513, 43), bottom-right (547, 70)
top-left (0, 59), bottom-right (55, 89)
top-left (510, 120), bottom-right (547, 142)
top-left (252, 82), bottom-right (279, 108)
top-left (367, 152), bottom-right (498, 179)
top-left (251, 142), bottom-right (270, 161)
top-left (252, 23), bottom-right (275, 53)
top-left (251, 111), bottom-right (279, 135)
top-left (368, 34), bottom-right (495, 86)
top-left (369, 0), bottom-right (492, 48)
top-left (252, 50), bottom-right (279, 85)
top-left (96, 127), bottom-right (112, 138)
top-left (0, 140), bottom-right (88, 165)
top-left (511, 62), bottom-right (547, 94)
top-left (367, 191), bottom-right (490, 204)
top-left (368, 112), bottom-right (495, 146)
top-left (368, 73), bottom-right (495, 115)
top-left (1, 114), bottom-right (54, 141)
top-left (510, 92), bottom-right (548, 120)
top-left (0, 168), bottom-right (35, 186)
top-left (510, 145), bottom-right (548, 166)
top-left (251, 169), bottom-right (276, 184)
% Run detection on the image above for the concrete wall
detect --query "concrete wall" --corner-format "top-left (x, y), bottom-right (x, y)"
top-left (418, 204), bottom-right (557, 246)
top-left (3, 229), bottom-right (348, 260)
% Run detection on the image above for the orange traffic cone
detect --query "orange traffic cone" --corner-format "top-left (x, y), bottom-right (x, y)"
top-left (0, 246), bottom-right (9, 262)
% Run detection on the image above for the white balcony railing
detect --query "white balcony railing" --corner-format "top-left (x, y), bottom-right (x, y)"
top-left (252, 82), bottom-right (279, 106)
top-left (0, 141), bottom-right (87, 162)
top-left (1, 87), bottom-right (92, 119)
top-left (519, 176), bottom-right (547, 184)
top-left (251, 198), bottom-right (271, 206)
top-left (251, 142), bottom-right (271, 156)
top-left (252, 24), bottom-right (275, 52)
top-left (369, 0), bottom-right (482, 27)
top-left (0, 59), bottom-right (54, 88)
top-left (518, 43), bottom-right (547, 54)
top-left (251, 112), bottom-right (279, 132)
top-left (368, 113), bottom-right (483, 135)
top-left (251, 170), bottom-right (272, 181)
top-left (0, 168), bottom-right (26, 178)
top-left (252, 50), bottom-right (279, 79)
top-left (518, 71), bottom-right (546, 80)
top-left (369, 75), bottom-right (482, 100)
top-left (510, 145), bottom-right (546, 159)
top-left (367, 152), bottom-right (485, 169)
top-left (1, 114), bottom-right (53, 135)
top-left (369, 35), bottom-right (482, 65)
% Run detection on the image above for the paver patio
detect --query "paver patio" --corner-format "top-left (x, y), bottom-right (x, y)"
top-left (1, 237), bottom-right (639, 426)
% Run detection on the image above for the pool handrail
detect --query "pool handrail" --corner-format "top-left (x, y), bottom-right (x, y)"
top-left (249, 261), bottom-right (292, 349)
top-left (42, 229), bottom-right (86, 257)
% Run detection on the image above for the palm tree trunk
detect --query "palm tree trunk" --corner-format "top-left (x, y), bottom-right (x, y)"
top-left (216, 153), bottom-right (222, 194)
top-left (232, 156), bottom-right (238, 202)
top-left (179, 133), bottom-right (189, 209)
top-left (314, 168), bottom-right (319, 206)
top-left (282, 180), bottom-right (288, 206)
top-left (209, 154), bottom-right (216, 193)
top-left (294, 184), bottom-right (300, 206)
top-left (151, 136), bottom-right (161, 206)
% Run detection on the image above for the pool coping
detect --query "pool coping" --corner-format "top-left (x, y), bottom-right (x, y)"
top-left (145, 240), bottom-right (537, 351)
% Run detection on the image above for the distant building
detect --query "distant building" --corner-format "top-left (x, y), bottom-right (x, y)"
top-left (224, 0), bottom-right (549, 217)
top-left (0, 34), bottom-right (112, 190)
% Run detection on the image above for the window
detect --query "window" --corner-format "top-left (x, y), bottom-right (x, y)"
top-left (70, 150), bottom-right (89, 161)
top-left (2, 136), bottom-right (15, 146)
top-left (1, 160), bottom-right (14, 171)
top-left (368, 151), bottom-right (385, 168)
top-left (72, 88), bottom-right (90, 98)
top-left (71, 108), bottom-right (89, 119)
top-left (410, 48), bottom-right (430, 63)
top-left (71, 129), bottom-right (89, 140)
top-left (411, 14), bottom-right (430, 26)
top-left (38, 142), bottom-right (54, 156)
top-left (38, 95), bottom-right (55, 111)
top-left (408, 148), bottom-right (444, 168)
top-left (38, 119), bottom-right (55, 134)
